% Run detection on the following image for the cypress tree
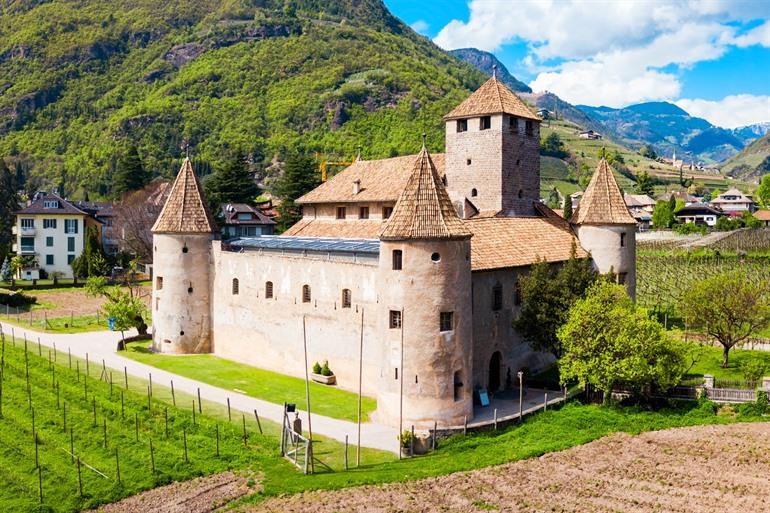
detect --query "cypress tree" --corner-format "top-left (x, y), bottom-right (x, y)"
top-left (0, 158), bottom-right (19, 263)
top-left (274, 154), bottom-right (321, 232)
top-left (112, 145), bottom-right (150, 197)
top-left (203, 152), bottom-right (260, 210)
top-left (563, 193), bottom-right (573, 221)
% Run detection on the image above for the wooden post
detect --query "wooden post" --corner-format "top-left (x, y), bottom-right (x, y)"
top-left (494, 408), bottom-right (498, 430)
top-left (357, 308), bottom-right (364, 467)
top-left (518, 371), bottom-right (524, 423)
top-left (149, 439), bottom-right (155, 473)
top-left (197, 388), bottom-right (202, 413)
top-left (124, 366), bottom-right (128, 390)
top-left (103, 419), bottom-right (108, 448)
top-left (432, 421), bottom-right (437, 451)
top-left (344, 435), bottom-right (349, 470)
top-left (227, 397), bottom-right (231, 422)
top-left (192, 401), bottom-right (196, 426)
top-left (253, 409), bottom-right (262, 434)
top-left (121, 391), bottom-right (124, 419)
top-left (149, 373), bottom-right (152, 398)
top-left (85, 353), bottom-right (89, 378)
top-left (410, 425), bottom-right (415, 457)
top-left (544, 392), bottom-right (548, 412)
top-left (463, 415), bottom-right (468, 436)
top-left (242, 413), bottom-right (247, 447)
top-left (147, 386), bottom-right (151, 413)
top-left (170, 380), bottom-right (176, 406)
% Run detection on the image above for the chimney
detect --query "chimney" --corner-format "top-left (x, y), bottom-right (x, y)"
top-left (352, 179), bottom-right (361, 195)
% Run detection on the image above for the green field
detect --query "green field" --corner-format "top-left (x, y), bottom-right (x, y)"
top-left (123, 342), bottom-right (377, 422)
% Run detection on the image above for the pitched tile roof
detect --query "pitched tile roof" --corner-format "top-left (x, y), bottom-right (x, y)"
top-left (571, 159), bottom-right (637, 225)
top-left (15, 192), bottom-right (89, 216)
top-left (444, 76), bottom-right (540, 121)
top-left (466, 216), bottom-right (587, 271)
top-left (379, 147), bottom-right (471, 241)
top-left (754, 209), bottom-right (770, 221)
top-left (297, 154), bottom-right (445, 204)
top-left (221, 203), bottom-right (276, 226)
top-left (282, 218), bottom-right (384, 238)
top-left (152, 158), bottom-right (216, 234)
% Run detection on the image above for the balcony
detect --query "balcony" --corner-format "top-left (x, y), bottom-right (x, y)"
top-left (14, 226), bottom-right (36, 236)
top-left (19, 246), bottom-right (36, 255)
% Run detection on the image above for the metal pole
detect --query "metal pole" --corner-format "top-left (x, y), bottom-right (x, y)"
top-left (356, 307), bottom-right (364, 467)
top-left (301, 315), bottom-right (314, 473)
top-left (518, 371), bottom-right (524, 422)
top-left (398, 307), bottom-right (404, 459)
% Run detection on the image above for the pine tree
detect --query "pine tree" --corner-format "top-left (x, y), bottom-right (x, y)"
top-left (71, 226), bottom-right (108, 279)
top-left (563, 194), bottom-right (573, 220)
top-left (274, 154), bottom-right (321, 232)
top-left (0, 158), bottom-right (19, 263)
top-left (203, 152), bottom-right (260, 210)
top-left (112, 145), bottom-right (150, 197)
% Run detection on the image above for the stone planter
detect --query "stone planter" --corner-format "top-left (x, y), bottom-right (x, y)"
top-left (311, 372), bottom-right (336, 385)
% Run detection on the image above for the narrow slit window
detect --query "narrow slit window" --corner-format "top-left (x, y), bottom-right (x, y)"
top-left (232, 278), bottom-right (239, 295)
top-left (392, 249), bottom-right (403, 270)
top-left (265, 281), bottom-right (273, 299)
top-left (156, 276), bottom-right (163, 290)
top-left (620, 232), bottom-right (626, 247)
top-left (342, 289), bottom-right (352, 308)
top-left (302, 284), bottom-right (311, 303)
top-left (389, 310), bottom-right (402, 329)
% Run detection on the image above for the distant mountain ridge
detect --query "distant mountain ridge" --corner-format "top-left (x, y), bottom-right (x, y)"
top-left (449, 48), bottom-right (531, 93)
top-left (720, 133), bottom-right (770, 180)
top-left (576, 102), bottom-right (762, 164)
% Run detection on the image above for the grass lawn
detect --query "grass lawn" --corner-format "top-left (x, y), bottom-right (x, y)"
top-left (2, 333), bottom-right (768, 511)
top-left (0, 313), bottom-right (106, 334)
top-left (122, 342), bottom-right (377, 423)
top-left (685, 343), bottom-right (770, 381)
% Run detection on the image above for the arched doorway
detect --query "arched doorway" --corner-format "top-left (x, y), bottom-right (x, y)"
top-left (488, 351), bottom-right (502, 393)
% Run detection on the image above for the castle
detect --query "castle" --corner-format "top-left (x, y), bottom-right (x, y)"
top-left (150, 76), bottom-right (637, 428)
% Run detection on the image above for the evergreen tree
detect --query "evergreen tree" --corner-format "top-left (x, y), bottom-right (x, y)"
top-left (203, 152), bottom-right (260, 210)
top-left (563, 194), bottom-right (573, 221)
top-left (0, 257), bottom-right (11, 282)
top-left (112, 145), bottom-right (150, 197)
top-left (71, 226), bottom-right (108, 278)
top-left (0, 158), bottom-right (19, 263)
top-left (275, 154), bottom-right (321, 232)
top-left (634, 171), bottom-right (655, 196)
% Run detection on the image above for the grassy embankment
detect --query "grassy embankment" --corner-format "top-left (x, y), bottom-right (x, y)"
top-left (2, 332), bottom-right (768, 511)
top-left (123, 342), bottom-right (376, 423)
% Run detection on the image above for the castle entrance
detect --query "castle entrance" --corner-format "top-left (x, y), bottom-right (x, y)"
top-left (488, 351), bottom-right (502, 393)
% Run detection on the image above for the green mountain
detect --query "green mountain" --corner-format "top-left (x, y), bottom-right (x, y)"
top-left (448, 48), bottom-right (531, 93)
top-left (0, 0), bottom-right (487, 197)
top-left (720, 133), bottom-right (770, 181)
top-left (577, 102), bottom-right (746, 164)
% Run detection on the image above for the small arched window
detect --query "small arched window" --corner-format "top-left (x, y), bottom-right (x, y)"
top-left (342, 289), bottom-right (352, 308)
top-left (302, 284), bottom-right (311, 303)
top-left (232, 278), bottom-right (239, 295)
top-left (265, 281), bottom-right (273, 299)
top-left (471, 188), bottom-right (478, 197)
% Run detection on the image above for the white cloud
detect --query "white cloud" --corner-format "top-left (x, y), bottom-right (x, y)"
top-left (733, 20), bottom-right (770, 47)
top-left (409, 19), bottom-right (429, 35)
top-left (675, 95), bottom-right (770, 128)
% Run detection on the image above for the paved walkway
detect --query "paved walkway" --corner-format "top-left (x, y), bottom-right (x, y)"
top-left (0, 321), bottom-right (400, 454)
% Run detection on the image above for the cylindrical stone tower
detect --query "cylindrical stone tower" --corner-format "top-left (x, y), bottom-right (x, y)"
top-left (375, 146), bottom-right (474, 428)
top-left (150, 158), bottom-right (216, 353)
top-left (571, 158), bottom-right (637, 298)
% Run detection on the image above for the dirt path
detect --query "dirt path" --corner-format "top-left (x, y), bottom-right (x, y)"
top-left (88, 472), bottom-right (254, 513)
top-left (27, 285), bottom-right (151, 317)
top-left (252, 422), bottom-right (770, 513)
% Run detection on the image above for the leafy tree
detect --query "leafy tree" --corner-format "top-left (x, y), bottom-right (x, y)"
top-left (71, 226), bottom-right (108, 278)
top-left (514, 243), bottom-right (598, 357)
top-left (714, 215), bottom-right (742, 231)
top-left (274, 154), bottom-right (321, 232)
top-left (639, 144), bottom-right (657, 160)
top-left (0, 158), bottom-right (19, 263)
top-left (634, 171), bottom-right (655, 196)
top-left (679, 271), bottom-right (770, 367)
top-left (652, 200), bottom-right (675, 229)
top-left (203, 152), bottom-right (260, 210)
top-left (563, 194), bottom-right (573, 220)
top-left (742, 211), bottom-right (762, 229)
top-left (86, 272), bottom-right (149, 349)
top-left (539, 132), bottom-right (567, 158)
top-left (558, 280), bottom-right (688, 400)
top-left (756, 174), bottom-right (770, 208)
top-left (112, 145), bottom-right (151, 198)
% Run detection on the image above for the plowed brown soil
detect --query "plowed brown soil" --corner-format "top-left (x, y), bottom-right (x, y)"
top-left (253, 423), bottom-right (770, 513)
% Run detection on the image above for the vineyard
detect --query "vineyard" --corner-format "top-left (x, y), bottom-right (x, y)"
top-left (0, 330), bottom-right (271, 512)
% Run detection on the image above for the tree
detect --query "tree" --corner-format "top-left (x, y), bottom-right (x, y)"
top-left (563, 194), bottom-right (573, 220)
top-left (274, 154), bottom-right (321, 232)
top-left (634, 171), bottom-right (655, 196)
top-left (0, 158), bottom-right (19, 263)
top-left (203, 152), bottom-right (260, 210)
top-left (639, 144), bottom-right (657, 160)
top-left (652, 200), bottom-right (675, 229)
top-left (112, 145), bottom-right (151, 197)
top-left (558, 281), bottom-right (688, 400)
top-left (756, 174), bottom-right (770, 208)
top-left (112, 181), bottom-right (170, 261)
top-left (539, 132), bottom-right (567, 157)
top-left (0, 257), bottom-right (11, 282)
top-left (679, 271), bottom-right (770, 367)
top-left (86, 269), bottom-right (149, 349)
top-left (514, 243), bottom-right (598, 357)
top-left (71, 226), bottom-right (108, 279)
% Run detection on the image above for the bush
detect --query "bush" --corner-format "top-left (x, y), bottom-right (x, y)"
top-left (740, 359), bottom-right (766, 384)
top-left (673, 222), bottom-right (707, 235)
top-left (312, 361), bottom-right (322, 374)
top-left (321, 360), bottom-right (333, 376)
top-left (0, 288), bottom-right (35, 307)
top-left (738, 390), bottom-right (769, 417)
top-left (399, 429), bottom-right (413, 449)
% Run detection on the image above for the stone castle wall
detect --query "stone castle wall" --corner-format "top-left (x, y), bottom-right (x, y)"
top-left (575, 224), bottom-right (637, 298)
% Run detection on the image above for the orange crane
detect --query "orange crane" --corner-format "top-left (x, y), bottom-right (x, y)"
top-left (316, 153), bottom-right (356, 182)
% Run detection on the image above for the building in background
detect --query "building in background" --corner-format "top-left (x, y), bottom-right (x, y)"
top-left (710, 187), bottom-right (756, 215)
top-left (220, 203), bottom-right (276, 239)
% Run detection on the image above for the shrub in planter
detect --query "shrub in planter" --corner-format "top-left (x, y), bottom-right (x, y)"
top-left (321, 360), bottom-right (333, 377)
top-left (312, 361), bottom-right (322, 375)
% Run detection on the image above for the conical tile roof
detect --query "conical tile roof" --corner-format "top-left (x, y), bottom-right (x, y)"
top-left (380, 147), bottom-right (471, 241)
top-left (444, 76), bottom-right (540, 121)
top-left (572, 158), bottom-right (637, 225)
top-left (152, 158), bottom-right (216, 233)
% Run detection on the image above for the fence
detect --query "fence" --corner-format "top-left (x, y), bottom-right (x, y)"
top-left (0, 303), bottom-right (103, 331)
top-left (280, 411), bottom-right (313, 474)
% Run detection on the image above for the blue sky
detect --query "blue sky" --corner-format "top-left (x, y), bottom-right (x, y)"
top-left (384, 0), bottom-right (770, 128)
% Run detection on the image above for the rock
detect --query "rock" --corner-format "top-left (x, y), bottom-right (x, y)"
top-left (164, 42), bottom-right (205, 68)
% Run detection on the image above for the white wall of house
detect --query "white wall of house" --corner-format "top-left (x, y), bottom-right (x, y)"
top-left (13, 214), bottom-right (86, 278)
